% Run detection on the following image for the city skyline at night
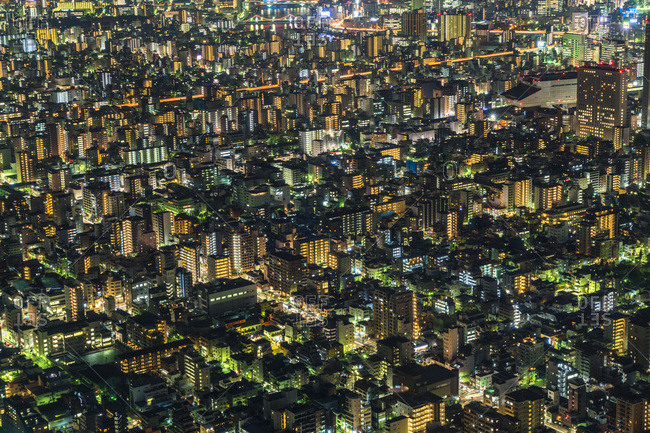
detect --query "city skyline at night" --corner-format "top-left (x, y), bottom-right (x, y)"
top-left (0, 0), bottom-right (650, 433)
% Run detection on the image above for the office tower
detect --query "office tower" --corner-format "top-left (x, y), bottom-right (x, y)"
top-left (294, 236), bottom-right (330, 266)
top-left (411, 0), bottom-right (434, 12)
top-left (643, 21), bottom-right (650, 129)
top-left (402, 10), bottom-right (426, 41)
top-left (601, 38), bottom-right (627, 66)
top-left (536, 0), bottom-right (560, 14)
top-left (373, 287), bottom-right (419, 340)
top-left (16, 151), bottom-right (35, 183)
top-left (267, 251), bottom-right (306, 294)
top-left (561, 33), bottom-right (585, 66)
top-left (501, 387), bottom-right (544, 433)
top-left (438, 14), bottom-right (470, 44)
top-left (576, 64), bottom-right (629, 147)
top-left (628, 308), bottom-right (650, 372)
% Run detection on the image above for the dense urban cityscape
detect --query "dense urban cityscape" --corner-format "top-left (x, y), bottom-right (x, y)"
top-left (0, 0), bottom-right (650, 432)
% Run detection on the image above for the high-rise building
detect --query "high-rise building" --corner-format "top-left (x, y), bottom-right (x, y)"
top-left (377, 335), bottom-right (413, 366)
top-left (153, 211), bottom-right (174, 246)
top-left (514, 178), bottom-right (532, 209)
top-left (180, 242), bottom-right (201, 285)
top-left (121, 216), bottom-right (145, 256)
top-left (566, 378), bottom-right (586, 420)
top-left (438, 14), bottom-right (470, 44)
top-left (16, 151), bottom-right (35, 183)
top-left (443, 326), bottom-right (460, 362)
top-left (547, 358), bottom-right (578, 399)
top-left (463, 401), bottom-right (520, 433)
top-left (562, 33), bottom-right (585, 66)
top-left (609, 390), bottom-right (650, 433)
top-left (294, 236), bottom-right (330, 267)
top-left (641, 145), bottom-right (650, 184)
top-left (373, 287), bottom-right (419, 340)
top-left (594, 208), bottom-right (617, 238)
top-left (446, 209), bottom-right (459, 240)
top-left (394, 392), bottom-right (446, 432)
top-left (284, 403), bottom-right (326, 433)
top-left (267, 251), bottom-right (306, 294)
top-left (340, 391), bottom-right (372, 433)
top-left (366, 34), bottom-right (383, 57)
top-left (503, 177), bottom-right (532, 211)
top-left (641, 21), bottom-right (650, 129)
top-left (48, 123), bottom-right (69, 158)
top-left (207, 255), bottom-right (231, 281)
top-left (402, 10), bottom-right (426, 41)
top-left (229, 229), bottom-right (256, 274)
top-left (533, 183), bottom-right (563, 211)
top-left (501, 387), bottom-right (545, 433)
top-left (601, 38), bottom-right (627, 66)
top-left (179, 348), bottom-right (210, 391)
top-left (576, 64), bottom-right (629, 146)
top-left (65, 284), bottom-right (84, 322)
top-left (628, 308), bottom-right (650, 372)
